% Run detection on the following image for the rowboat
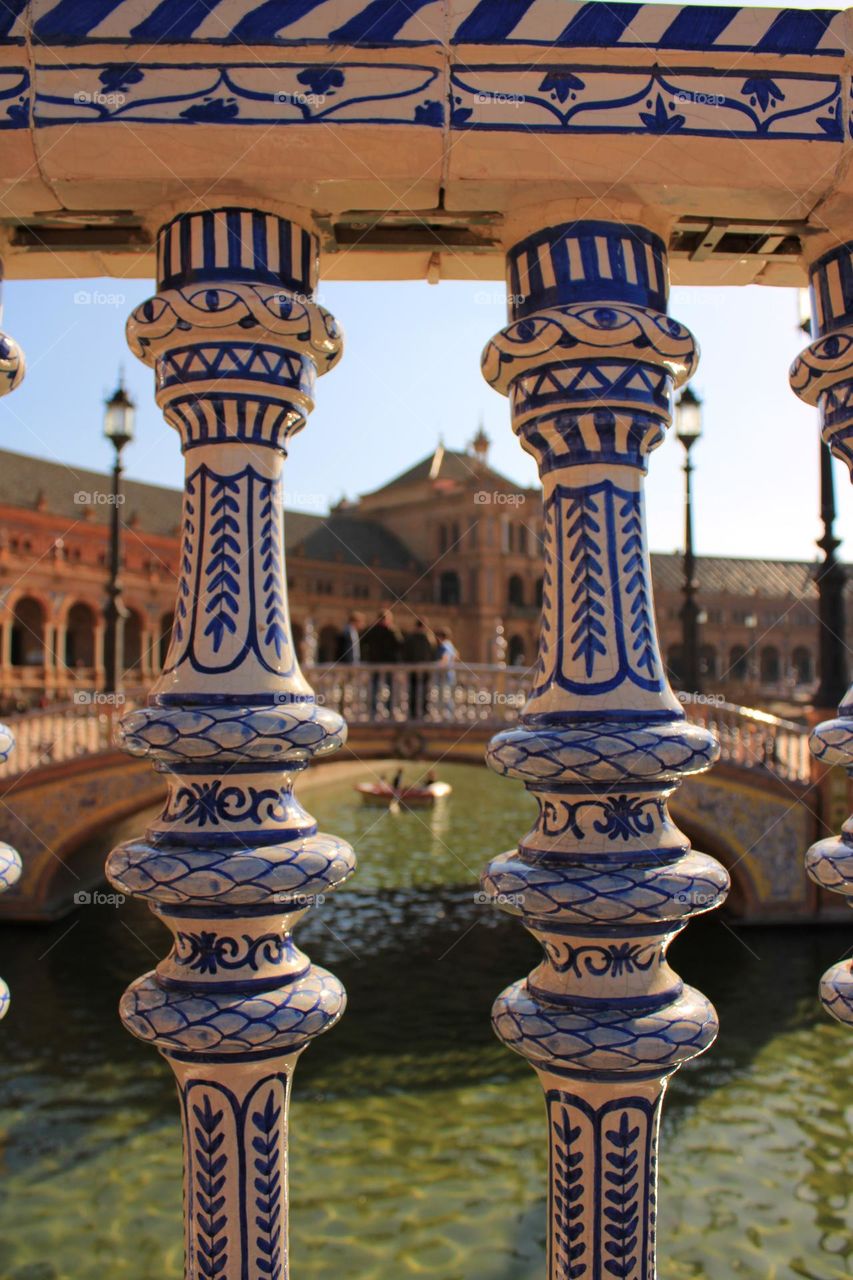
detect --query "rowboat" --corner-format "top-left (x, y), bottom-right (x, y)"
top-left (355, 780), bottom-right (452, 808)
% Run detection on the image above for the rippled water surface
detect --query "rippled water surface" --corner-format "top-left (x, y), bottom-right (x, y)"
top-left (0, 761), bottom-right (851, 1279)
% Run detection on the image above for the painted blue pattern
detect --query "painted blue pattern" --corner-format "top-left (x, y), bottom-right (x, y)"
top-left (451, 66), bottom-right (842, 140)
top-left (18, 1), bottom-right (846, 55)
top-left (36, 62), bottom-right (443, 128)
top-left (792, 238), bottom-right (853, 1031)
top-left (204, 474), bottom-right (242, 653)
top-left (110, 206), bottom-right (352, 1277)
top-left (174, 930), bottom-right (293, 977)
top-left (482, 216), bottom-right (726, 1277)
top-left (192, 1094), bottom-right (229, 1279)
top-left (536, 481), bottom-right (666, 698)
top-left (252, 1089), bottom-right (283, 1276)
top-left (163, 463), bottom-right (302, 678)
top-left (546, 1092), bottom-right (660, 1280)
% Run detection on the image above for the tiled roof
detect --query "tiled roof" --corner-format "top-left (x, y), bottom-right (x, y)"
top-left (0, 447), bottom-right (843, 594)
top-left (361, 445), bottom-right (533, 498)
top-left (0, 448), bottom-right (183, 537)
top-left (285, 511), bottom-right (418, 572)
top-left (651, 552), bottom-right (824, 600)
top-left (0, 449), bottom-right (419, 573)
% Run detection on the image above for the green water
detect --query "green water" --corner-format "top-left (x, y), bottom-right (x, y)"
top-left (0, 761), bottom-right (851, 1279)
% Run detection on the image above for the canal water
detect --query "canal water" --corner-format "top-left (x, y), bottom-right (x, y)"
top-left (0, 762), bottom-right (850, 1279)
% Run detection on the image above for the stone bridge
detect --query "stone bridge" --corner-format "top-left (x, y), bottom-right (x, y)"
top-left (0, 667), bottom-right (833, 924)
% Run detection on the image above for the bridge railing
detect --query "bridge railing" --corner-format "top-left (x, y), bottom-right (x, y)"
top-left (305, 661), bottom-right (530, 725)
top-left (0, 700), bottom-right (130, 779)
top-left (0, 674), bottom-right (811, 785)
top-left (681, 694), bottom-right (811, 784)
top-left (307, 664), bottom-right (812, 782)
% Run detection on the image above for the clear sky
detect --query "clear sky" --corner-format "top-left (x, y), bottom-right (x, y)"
top-left (0, 273), bottom-right (839, 565)
top-left (0, 0), bottom-right (844, 566)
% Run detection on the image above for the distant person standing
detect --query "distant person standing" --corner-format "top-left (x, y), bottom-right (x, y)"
top-left (401, 617), bottom-right (434, 720)
top-left (336, 611), bottom-right (364, 664)
top-left (363, 609), bottom-right (402, 717)
top-left (435, 627), bottom-right (459, 719)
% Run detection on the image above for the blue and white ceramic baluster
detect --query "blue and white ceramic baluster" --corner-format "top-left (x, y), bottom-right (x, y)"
top-left (791, 239), bottom-right (853, 1026)
top-left (481, 217), bottom-right (730, 1280)
top-left (0, 271), bottom-right (25, 1016)
top-left (106, 205), bottom-right (354, 1280)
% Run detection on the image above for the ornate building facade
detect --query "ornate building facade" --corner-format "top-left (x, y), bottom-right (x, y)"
top-left (0, 438), bottom-right (833, 709)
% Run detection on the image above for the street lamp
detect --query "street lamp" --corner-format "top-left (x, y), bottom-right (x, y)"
top-left (675, 385), bottom-right (703, 693)
top-left (103, 373), bottom-right (135, 695)
top-left (799, 289), bottom-right (847, 708)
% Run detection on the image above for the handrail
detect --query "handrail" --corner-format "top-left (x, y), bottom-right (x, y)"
top-left (0, 675), bottom-right (811, 784)
top-left (0, 697), bottom-right (137, 780)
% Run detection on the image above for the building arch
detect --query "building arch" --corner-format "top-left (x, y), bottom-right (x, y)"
top-left (792, 646), bottom-right (813, 685)
top-left (318, 624), bottom-right (338, 664)
top-left (507, 574), bottom-right (524, 608)
top-left (64, 601), bottom-right (97, 669)
top-left (760, 645), bottom-right (780, 685)
top-left (728, 645), bottom-right (748, 681)
top-left (507, 634), bottom-right (526, 666)
top-left (124, 606), bottom-right (145, 679)
top-left (439, 571), bottom-right (461, 607)
top-left (699, 644), bottom-right (717, 682)
top-left (11, 595), bottom-right (46, 666)
top-left (158, 612), bottom-right (174, 669)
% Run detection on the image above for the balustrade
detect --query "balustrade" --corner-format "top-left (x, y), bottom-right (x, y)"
top-left (480, 210), bottom-right (729, 1278)
top-left (105, 204), bottom-right (354, 1280)
top-left (791, 238), bottom-right (853, 1025)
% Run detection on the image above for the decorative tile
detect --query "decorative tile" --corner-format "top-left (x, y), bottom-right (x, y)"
top-left (451, 66), bottom-right (843, 139)
top-left (36, 62), bottom-right (442, 126)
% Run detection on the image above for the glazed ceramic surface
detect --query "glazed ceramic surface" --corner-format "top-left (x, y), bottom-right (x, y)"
top-left (482, 218), bottom-right (729, 1279)
top-left (791, 241), bottom-right (853, 1027)
top-left (107, 206), bottom-right (353, 1280)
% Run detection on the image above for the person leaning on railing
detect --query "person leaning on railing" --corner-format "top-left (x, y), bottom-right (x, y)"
top-left (362, 610), bottom-right (403, 719)
top-left (434, 627), bottom-right (459, 720)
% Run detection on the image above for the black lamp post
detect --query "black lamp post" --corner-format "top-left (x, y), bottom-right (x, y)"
top-left (799, 290), bottom-right (847, 708)
top-left (675, 385), bottom-right (703, 694)
top-left (103, 374), bottom-right (135, 695)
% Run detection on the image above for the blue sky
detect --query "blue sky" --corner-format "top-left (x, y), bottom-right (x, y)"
top-left (0, 272), bottom-right (839, 564)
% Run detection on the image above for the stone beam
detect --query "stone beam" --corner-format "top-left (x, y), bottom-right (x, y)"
top-left (0, 1), bottom-right (850, 284)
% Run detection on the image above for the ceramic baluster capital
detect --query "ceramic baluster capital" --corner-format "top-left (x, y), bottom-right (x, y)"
top-left (793, 238), bottom-right (853, 1027)
top-left (108, 205), bottom-right (353, 1280)
top-left (481, 217), bottom-right (727, 1280)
